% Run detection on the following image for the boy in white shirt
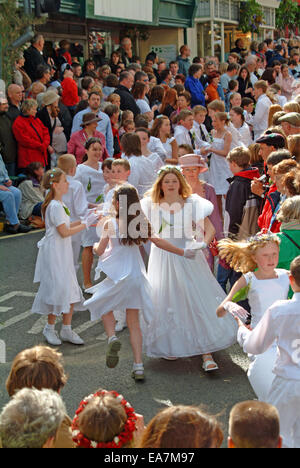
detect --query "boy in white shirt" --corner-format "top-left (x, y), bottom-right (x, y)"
top-left (174, 109), bottom-right (210, 153)
top-left (236, 256), bottom-right (300, 448)
top-left (57, 154), bottom-right (89, 271)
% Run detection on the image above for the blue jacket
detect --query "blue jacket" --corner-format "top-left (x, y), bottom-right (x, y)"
top-left (184, 76), bottom-right (205, 107)
top-left (0, 153), bottom-right (9, 185)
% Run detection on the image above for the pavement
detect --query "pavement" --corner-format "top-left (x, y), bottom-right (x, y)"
top-left (0, 230), bottom-right (256, 446)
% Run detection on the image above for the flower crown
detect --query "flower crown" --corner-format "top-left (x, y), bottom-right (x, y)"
top-left (247, 229), bottom-right (279, 245)
top-left (157, 165), bottom-right (182, 177)
top-left (71, 390), bottom-right (137, 449)
top-left (49, 168), bottom-right (57, 186)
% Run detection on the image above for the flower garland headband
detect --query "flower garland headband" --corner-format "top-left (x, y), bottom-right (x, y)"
top-left (247, 228), bottom-right (280, 245)
top-left (157, 165), bottom-right (182, 177)
top-left (71, 390), bottom-right (137, 449)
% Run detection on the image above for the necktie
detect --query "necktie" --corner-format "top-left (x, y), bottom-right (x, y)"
top-left (199, 126), bottom-right (207, 142)
top-left (188, 131), bottom-right (196, 149)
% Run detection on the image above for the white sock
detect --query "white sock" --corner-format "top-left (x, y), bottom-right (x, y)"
top-left (62, 325), bottom-right (72, 331)
top-left (133, 363), bottom-right (144, 370)
top-left (46, 324), bottom-right (55, 330)
top-left (108, 335), bottom-right (118, 344)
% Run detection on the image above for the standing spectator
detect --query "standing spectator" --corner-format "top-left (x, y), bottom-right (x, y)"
top-left (72, 62), bottom-right (82, 85)
top-left (13, 52), bottom-right (32, 92)
top-left (34, 64), bottom-right (52, 89)
top-left (12, 99), bottom-right (50, 172)
top-left (6, 84), bottom-right (23, 122)
top-left (205, 72), bottom-right (221, 103)
top-left (231, 38), bottom-right (246, 55)
top-left (220, 63), bottom-right (239, 95)
top-left (169, 61), bottom-right (179, 86)
top-left (276, 64), bottom-right (296, 101)
top-left (0, 93), bottom-right (17, 176)
top-left (115, 71), bottom-right (141, 117)
top-left (68, 112), bottom-right (109, 164)
top-left (118, 36), bottom-right (134, 67)
top-left (184, 64), bottom-right (206, 107)
top-left (0, 388), bottom-right (66, 449)
top-left (177, 45), bottom-right (191, 77)
top-left (61, 70), bottom-right (79, 116)
top-left (245, 55), bottom-right (258, 86)
top-left (0, 153), bottom-right (31, 234)
top-left (104, 104), bottom-right (122, 159)
top-left (237, 66), bottom-right (254, 98)
top-left (71, 91), bottom-right (114, 156)
top-left (253, 80), bottom-right (273, 140)
top-left (132, 82), bottom-right (153, 121)
top-left (24, 34), bottom-right (49, 82)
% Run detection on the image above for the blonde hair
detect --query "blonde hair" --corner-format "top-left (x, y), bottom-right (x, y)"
top-left (288, 135), bottom-right (300, 162)
top-left (283, 101), bottom-right (300, 113)
top-left (21, 98), bottom-right (38, 114)
top-left (112, 159), bottom-right (131, 171)
top-left (273, 159), bottom-right (299, 176)
top-left (248, 143), bottom-right (263, 166)
top-left (207, 100), bottom-right (225, 112)
top-left (277, 195), bottom-right (300, 223)
top-left (215, 111), bottom-right (230, 126)
top-left (147, 166), bottom-right (192, 203)
top-left (268, 104), bottom-right (282, 127)
top-left (272, 111), bottom-right (286, 126)
top-left (227, 147), bottom-right (250, 168)
top-left (41, 168), bottom-right (65, 218)
top-left (57, 154), bottom-right (76, 174)
top-left (218, 235), bottom-right (280, 273)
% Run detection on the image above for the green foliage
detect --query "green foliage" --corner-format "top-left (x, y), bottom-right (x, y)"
top-left (276, 0), bottom-right (300, 31)
top-left (0, 0), bottom-right (45, 83)
top-left (239, 0), bottom-right (265, 34)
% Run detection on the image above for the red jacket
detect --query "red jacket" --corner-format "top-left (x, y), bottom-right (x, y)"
top-left (61, 77), bottom-right (79, 107)
top-left (12, 115), bottom-right (50, 168)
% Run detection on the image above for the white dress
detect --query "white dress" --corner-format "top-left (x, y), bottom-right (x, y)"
top-left (74, 163), bottom-right (105, 247)
top-left (84, 218), bottom-right (153, 324)
top-left (238, 269), bottom-right (290, 401)
top-left (141, 195), bottom-right (237, 358)
top-left (32, 200), bottom-right (84, 316)
top-left (125, 155), bottom-right (157, 197)
top-left (209, 132), bottom-right (232, 196)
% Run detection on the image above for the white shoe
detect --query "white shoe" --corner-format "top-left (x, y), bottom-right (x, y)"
top-left (60, 328), bottom-right (84, 345)
top-left (115, 320), bottom-right (127, 332)
top-left (43, 326), bottom-right (62, 346)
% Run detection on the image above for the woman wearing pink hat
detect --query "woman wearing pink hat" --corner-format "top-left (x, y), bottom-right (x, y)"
top-left (179, 154), bottom-right (223, 271)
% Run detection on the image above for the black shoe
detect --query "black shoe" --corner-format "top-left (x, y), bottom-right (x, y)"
top-left (3, 224), bottom-right (18, 234)
top-left (17, 224), bottom-right (32, 233)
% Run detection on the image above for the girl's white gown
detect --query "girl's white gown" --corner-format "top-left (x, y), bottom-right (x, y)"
top-left (238, 269), bottom-right (290, 401)
top-left (141, 195), bottom-right (237, 358)
top-left (84, 219), bottom-right (153, 323)
top-left (32, 200), bottom-right (84, 316)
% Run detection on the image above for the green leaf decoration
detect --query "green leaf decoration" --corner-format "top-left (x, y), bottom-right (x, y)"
top-left (159, 218), bottom-right (173, 234)
top-left (87, 178), bottom-right (92, 192)
top-left (63, 206), bottom-right (71, 217)
top-left (232, 284), bottom-right (250, 303)
top-left (95, 194), bottom-right (104, 203)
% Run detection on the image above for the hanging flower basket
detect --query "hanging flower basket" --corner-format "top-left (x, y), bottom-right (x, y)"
top-left (239, 0), bottom-right (265, 34)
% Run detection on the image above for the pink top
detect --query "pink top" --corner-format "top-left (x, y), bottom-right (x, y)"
top-left (67, 129), bottom-right (109, 165)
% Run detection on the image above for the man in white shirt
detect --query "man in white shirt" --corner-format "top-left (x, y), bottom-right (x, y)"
top-left (236, 256), bottom-right (300, 449)
top-left (253, 81), bottom-right (272, 140)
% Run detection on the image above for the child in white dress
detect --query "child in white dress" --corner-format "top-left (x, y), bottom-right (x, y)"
top-left (57, 154), bottom-right (89, 271)
top-left (136, 128), bottom-right (164, 173)
top-left (121, 133), bottom-right (156, 197)
top-left (74, 137), bottom-right (105, 290)
top-left (31, 168), bottom-right (97, 346)
top-left (141, 166), bottom-right (237, 371)
top-left (84, 184), bottom-right (198, 381)
top-left (217, 231), bottom-right (290, 401)
top-left (235, 256), bottom-right (300, 448)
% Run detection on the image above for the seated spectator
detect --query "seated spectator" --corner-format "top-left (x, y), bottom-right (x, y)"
top-left (228, 401), bottom-right (282, 448)
top-left (68, 112), bottom-right (109, 164)
top-left (138, 406), bottom-right (223, 448)
top-left (18, 162), bottom-right (45, 221)
top-left (0, 153), bottom-right (31, 234)
top-left (4, 345), bottom-right (74, 448)
top-left (0, 388), bottom-right (66, 449)
top-left (13, 99), bottom-right (50, 172)
top-left (71, 390), bottom-right (143, 448)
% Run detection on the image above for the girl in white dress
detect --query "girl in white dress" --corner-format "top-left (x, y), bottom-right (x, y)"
top-left (150, 116), bottom-right (179, 165)
top-left (201, 112), bottom-right (233, 218)
top-left (229, 106), bottom-right (253, 147)
top-left (141, 166), bottom-right (237, 371)
top-left (121, 133), bottom-right (156, 197)
top-left (217, 231), bottom-right (290, 401)
top-left (136, 128), bottom-right (164, 173)
top-left (74, 138), bottom-right (105, 290)
top-left (84, 184), bottom-right (193, 381)
top-left (31, 168), bottom-right (96, 346)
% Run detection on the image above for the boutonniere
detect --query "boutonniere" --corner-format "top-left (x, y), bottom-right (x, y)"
top-left (159, 218), bottom-right (173, 234)
top-left (63, 206), bottom-right (71, 217)
top-left (87, 178), bottom-right (92, 192)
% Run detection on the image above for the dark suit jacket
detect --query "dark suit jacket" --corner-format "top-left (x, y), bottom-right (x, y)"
top-left (24, 45), bottom-right (48, 81)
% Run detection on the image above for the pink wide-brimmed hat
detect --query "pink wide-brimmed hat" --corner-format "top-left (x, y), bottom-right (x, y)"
top-left (179, 154), bottom-right (208, 173)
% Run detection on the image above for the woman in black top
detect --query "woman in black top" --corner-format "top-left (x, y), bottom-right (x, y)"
top-left (237, 66), bottom-right (253, 98)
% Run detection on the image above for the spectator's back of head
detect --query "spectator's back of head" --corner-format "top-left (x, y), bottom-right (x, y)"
top-left (228, 401), bottom-right (281, 448)
top-left (139, 405), bottom-right (223, 448)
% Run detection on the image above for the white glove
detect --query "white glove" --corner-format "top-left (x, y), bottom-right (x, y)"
top-left (223, 302), bottom-right (249, 324)
top-left (183, 249), bottom-right (198, 259)
top-left (82, 211), bottom-right (100, 229)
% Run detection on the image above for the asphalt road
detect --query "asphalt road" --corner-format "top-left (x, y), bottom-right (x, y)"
top-left (0, 230), bottom-right (256, 446)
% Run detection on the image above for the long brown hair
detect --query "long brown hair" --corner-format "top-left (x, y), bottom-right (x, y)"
top-left (150, 115), bottom-right (170, 138)
top-left (41, 168), bottom-right (65, 219)
top-left (160, 88), bottom-right (178, 113)
top-left (121, 133), bottom-right (142, 157)
top-left (138, 405), bottom-right (223, 449)
top-left (112, 184), bottom-right (152, 246)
